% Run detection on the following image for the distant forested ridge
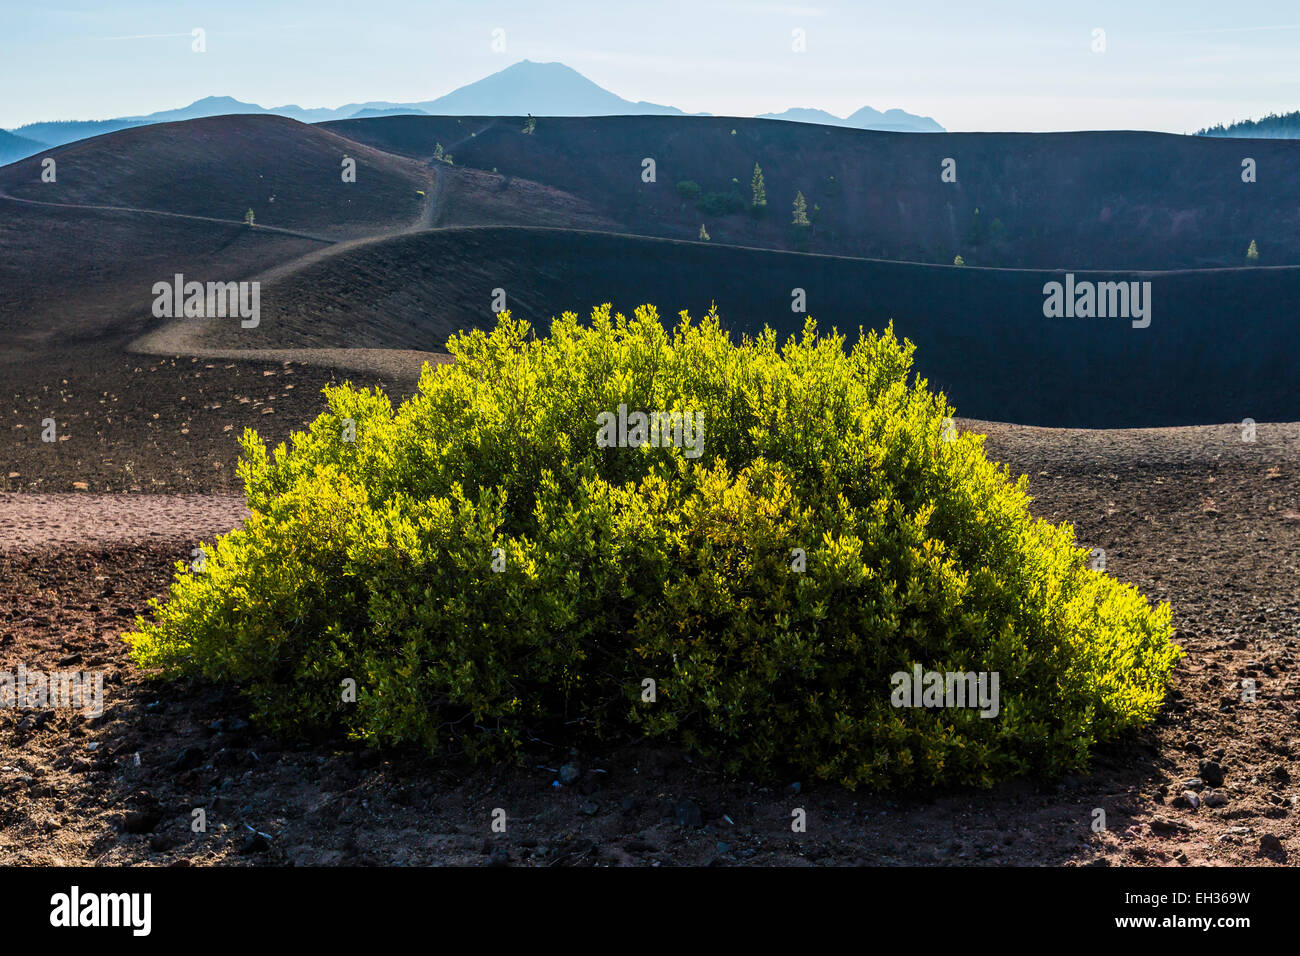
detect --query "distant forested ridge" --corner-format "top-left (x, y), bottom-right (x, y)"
top-left (1198, 111), bottom-right (1300, 138)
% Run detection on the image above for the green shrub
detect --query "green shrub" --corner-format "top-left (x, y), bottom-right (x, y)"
top-left (126, 307), bottom-right (1180, 788)
top-left (676, 180), bottom-right (701, 200)
top-left (676, 179), bottom-right (745, 216)
top-left (697, 188), bottom-right (745, 216)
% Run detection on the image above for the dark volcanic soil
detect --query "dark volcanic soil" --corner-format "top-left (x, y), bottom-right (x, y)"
top-left (169, 218), bottom-right (1300, 429)
top-left (1, 419), bottom-right (1296, 867)
top-left (2, 112), bottom-right (1297, 867)
top-left (1, 350), bottom-right (424, 494)
top-left (0, 114), bottom-right (433, 241)
top-left (326, 113), bottom-right (1300, 270)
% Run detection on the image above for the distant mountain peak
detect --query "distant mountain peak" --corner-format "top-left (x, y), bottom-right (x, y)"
top-left (503, 59), bottom-right (569, 70)
top-left (123, 96), bottom-right (267, 123)
top-left (4, 60), bottom-right (944, 164)
top-left (412, 60), bottom-right (685, 117)
top-left (758, 105), bottom-right (944, 133)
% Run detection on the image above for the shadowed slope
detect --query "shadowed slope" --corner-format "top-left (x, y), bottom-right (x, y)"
top-left (326, 115), bottom-right (1300, 269)
top-left (0, 115), bottom-right (433, 240)
top-left (175, 225), bottom-right (1300, 428)
top-left (0, 201), bottom-right (320, 360)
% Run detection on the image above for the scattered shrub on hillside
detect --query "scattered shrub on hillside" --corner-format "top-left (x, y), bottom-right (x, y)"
top-left (792, 190), bottom-right (810, 226)
top-left (126, 307), bottom-right (1181, 789)
top-left (697, 188), bottom-right (745, 217)
top-left (968, 208), bottom-right (1007, 247)
top-left (751, 163), bottom-right (767, 210)
top-left (676, 178), bottom-right (746, 216)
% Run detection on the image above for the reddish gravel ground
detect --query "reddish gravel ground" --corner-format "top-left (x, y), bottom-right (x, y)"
top-left (0, 417), bottom-right (1296, 867)
top-left (0, 493), bottom-right (246, 552)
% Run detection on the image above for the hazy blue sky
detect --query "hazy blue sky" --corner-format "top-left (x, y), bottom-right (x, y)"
top-left (4, 0), bottom-right (1299, 131)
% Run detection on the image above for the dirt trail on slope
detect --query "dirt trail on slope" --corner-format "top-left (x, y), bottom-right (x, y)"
top-left (5, 154), bottom-right (445, 379)
top-left (126, 164), bottom-right (446, 374)
top-left (0, 189), bottom-right (337, 244)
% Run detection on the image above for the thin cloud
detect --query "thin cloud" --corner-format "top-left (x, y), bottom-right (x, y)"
top-left (1158, 23), bottom-right (1300, 36)
top-left (723, 2), bottom-right (827, 15)
top-left (98, 33), bottom-right (194, 41)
